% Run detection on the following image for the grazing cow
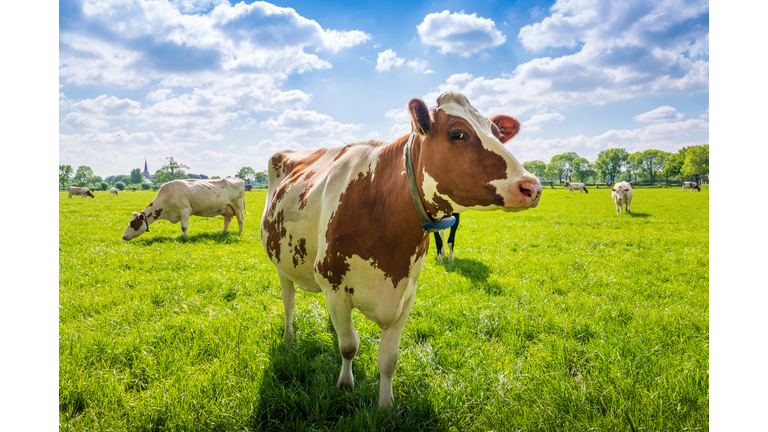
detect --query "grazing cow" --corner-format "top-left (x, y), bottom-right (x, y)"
top-left (565, 182), bottom-right (589, 193)
top-left (245, 184), bottom-right (253, 192)
top-left (122, 178), bottom-right (248, 240)
top-left (68, 186), bottom-right (94, 199)
top-left (611, 181), bottom-right (633, 215)
top-left (261, 92), bottom-right (542, 409)
top-left (110, 188), bottom-right (120, 196)
top-left (682, 181), bottom-right (701, 191)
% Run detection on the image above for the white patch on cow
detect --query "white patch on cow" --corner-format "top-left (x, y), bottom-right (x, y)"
top-left (420, 168), bottom-right (453, 217)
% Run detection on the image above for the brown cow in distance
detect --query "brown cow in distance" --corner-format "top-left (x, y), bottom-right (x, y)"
top-left (261, 92), bottom-right (542, 409)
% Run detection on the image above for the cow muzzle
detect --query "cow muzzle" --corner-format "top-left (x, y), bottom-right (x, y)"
top-left (501, 176), bottom-right (542, 211)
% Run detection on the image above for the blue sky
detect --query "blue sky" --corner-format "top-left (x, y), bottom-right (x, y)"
top-left (58, 0), bottom-right (709, 178)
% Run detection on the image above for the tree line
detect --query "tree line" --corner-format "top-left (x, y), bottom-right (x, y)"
top-left (59, 157), bottom-right (268, 190)
top-left (522, 145), bottom-right (709, 185)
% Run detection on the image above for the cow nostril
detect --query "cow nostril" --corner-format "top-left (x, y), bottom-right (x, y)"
top-left (519, 183), bottom-right (533, 198)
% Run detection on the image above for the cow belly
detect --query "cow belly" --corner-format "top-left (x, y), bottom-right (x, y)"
top-left (191, 201), bottom-right (233, 217)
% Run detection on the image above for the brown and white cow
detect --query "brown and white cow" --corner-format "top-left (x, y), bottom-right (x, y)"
top-left (565, 182), bottom-right (588, 193)
top-left (611, 181), bottom-right (633, 215)
top-left (122, 178), bottom-right (247, 240)
top-left (110, 187), bottom-right (120, 196)
top-left (68, 186), bottom-right (94, 199)
top-left (261, 92), bottom-right (542, 409)
top-left (682, 181), bottom-right (701, 191)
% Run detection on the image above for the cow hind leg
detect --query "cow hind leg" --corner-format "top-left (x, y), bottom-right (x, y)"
top-left (223, 215), bottom-right (232, 232)
top-left (279, 275), bottom-right (296, 346)
top-left (378, 286), bottom-right (416, 409)
top-left (180, 211), bottom-right (191, 236)
top-left (326, 297), bottom-right (358, 391)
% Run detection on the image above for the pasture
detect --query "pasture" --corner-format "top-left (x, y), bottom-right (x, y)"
top-left (59, 186), bottom-right (709, 431)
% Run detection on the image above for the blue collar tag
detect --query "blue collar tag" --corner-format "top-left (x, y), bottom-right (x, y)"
top-left (422, 215), bottom-right (456, 233)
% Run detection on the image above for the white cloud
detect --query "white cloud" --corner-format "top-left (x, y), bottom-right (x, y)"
top-left (423, 0), bottom-right (708, 119)
top-left (70, 95), bottom-right (142, 118)
top-left (368, 131), bottom-right (379, 138)
top-left (61, 112), bottom-right (110, 130)
top-left (417, 10), bottom-right (506, 57)
top-left (147, 89), bottom-right (173, 101)
top-left (248, 138), bottom-right (307, 154)
top-left (385, 107), bottom-right (412, 138)
top-left (161, 129), bottom-right (224, 142)
top-left (59, 92), bottom-right (71, 111)
top-left (376, 49), bottom-right (405, 72)
top-left (406, 59), bottom-right (434, 74)
top-left (522, 112), bottom-right (565, 131)
top-left (260, 109), bottom-right (362, 140)
top-left (634, 106), bottom-right (684, 123)
top-left (60, 0), bottom-right (370, 89)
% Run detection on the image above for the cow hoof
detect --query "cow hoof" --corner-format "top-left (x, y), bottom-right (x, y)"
top-left (336, 379), bottom-right (354, 392)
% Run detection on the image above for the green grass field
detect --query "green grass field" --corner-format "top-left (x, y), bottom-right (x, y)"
top-left (59, 185), bottom-right (709, 431)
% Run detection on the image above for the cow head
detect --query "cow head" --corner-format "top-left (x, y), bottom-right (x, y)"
top-left (612, 185), bottom-right (630, 203)
top-left (122, 212), bottom-right (149, 240)
top-left (693, 182), bottom-right (701, 192)
top-left (408, 92), bottom-right (541, 213)
top-left (85, 190), bottom-right (95, 198)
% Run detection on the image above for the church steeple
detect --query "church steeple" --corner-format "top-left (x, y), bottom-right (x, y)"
top-left (143, 159), bottom-right (150, 178)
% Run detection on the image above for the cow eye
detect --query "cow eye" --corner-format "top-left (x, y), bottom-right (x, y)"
top-left (450, 130), bottom-right (466, 141)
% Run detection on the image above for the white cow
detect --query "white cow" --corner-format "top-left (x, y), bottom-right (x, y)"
top-left (68, 186), bottom-right (94, 199)
top-left (122, 178), bottom-right (247, 240)
top-left (110, 188), bottom-right (120, 196)
top-left (611, 181), bottom-right (633, 215)
top-left (566, 182), bottom-right (588, 193)
top-left (682, 181), bottom-right (701, 191)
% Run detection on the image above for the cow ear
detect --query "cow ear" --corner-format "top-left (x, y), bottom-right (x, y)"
top-left (408, 98), bottom-right (432, 135)
top-left (132, 212), bottom-right (139, 217)
top-left (139, 213), bottom-right (146, 220)
top-left (490, 115), bottom-right (521, 144)
top-left (612, 188), bottom-right (617, 192)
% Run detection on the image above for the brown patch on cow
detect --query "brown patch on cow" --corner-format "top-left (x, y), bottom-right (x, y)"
top-left (271, 154), bottom-right (284, 179)
top-left (316, 136), bottom-right (429, 291)
top-left (130, 216), bottom-right (143, 231)
top-left (153, 208), bottom-right (163, 219)
top-left (425, 193), bottom-right (454, 216)
top-left (292, 238), bottom-right (307, 268)
top-left (263, 209), bottom-right (287, 263)
top-left (298, 184), bottom-right (314, 210)
top-left (340, 346), bottom-right (356, 360)
top-left (149, 202), bottom-right (153, 207)
top-left (334, 145), bottom-right (349, 161)
top-left (414, 109), bottom-right (509, 209)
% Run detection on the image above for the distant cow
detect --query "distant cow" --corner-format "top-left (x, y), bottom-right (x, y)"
top-left (68, 186), bottom-right (94, 199)
top-left (565, 182), bottom-right (588, 193)
top-left (611, 181), bottom-right (633, 215)
top-left (245, 184), bottom-right (253, 192)
top-left (682, 181), bottom-right (701, 191)
top-left (122, 178), bottom-right (248, 240)
top-left (110, 188), bottom-right (120, 196)
top-left (262, 92), bottom-right (541, 409)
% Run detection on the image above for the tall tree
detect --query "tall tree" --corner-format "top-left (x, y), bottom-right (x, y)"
top-left (237, 167), bottom-right (256, 185)
top-left (156, 157), bottom-right (190, 184)
top-left (681, 145), bottom-right (709, 183)
top-left (594, 148), bottom-right (629, 183)
top-left (59, 165), bottom-right (73, 188)
top-left (131, 168), bottom-right (143, 185)
top-left (549, 152), bottom-right (579, 183)
top-left (255, 170), bottom-right (268, 185)
top-left (73, 165), bottom-right (94, 187)
top-left (638, 150), bottom-right (670, 184)
top-left (571, 157), bottom-right (594, 183)
top-left (522, 161), bottom-right (547, 179)
top-left (661, 147), bottom-right (689, 182)
top-left (625, 152), bottom-right (643, 182)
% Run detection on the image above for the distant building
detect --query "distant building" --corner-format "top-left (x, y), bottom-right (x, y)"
top-left (142, 159), bottom-right (154, 185)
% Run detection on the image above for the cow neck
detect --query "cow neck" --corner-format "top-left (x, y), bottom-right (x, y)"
top-left (404, 132), bottom-right (456, 233)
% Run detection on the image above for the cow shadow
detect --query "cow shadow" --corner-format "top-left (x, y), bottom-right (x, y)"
top-left (627, 212), bottom-right (651, 218)
top-left (250, 328), bottom-right (449, 430)
top-left (439, 258), bottom-right (506, 296)
top-left (132, 231), bottom-right (239, 246)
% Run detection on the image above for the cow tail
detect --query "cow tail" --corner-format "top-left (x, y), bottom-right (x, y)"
top-left (242, 194), bottom-right (249, 215)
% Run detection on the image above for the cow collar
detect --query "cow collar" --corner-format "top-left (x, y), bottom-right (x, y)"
top-left (404, 132), bottom-right (456, 233)
top-left (140, 211), bottom-right (150, 232)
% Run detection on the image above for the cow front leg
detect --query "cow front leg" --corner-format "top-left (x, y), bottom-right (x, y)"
top-left (326, 296), bottom-right (358, 391)
top-left (626, 202), bottom-right (631, 214)
top-left (279, 274), bottom-right (296, 346)
top-left (223, 215), bottom-right (232, 232)
top-left (378, 286), bottom-right (416, 409)
top-left (180, 210), bottom-right (191, 235)
top-left (447, 243), bottom-right (454, 263)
